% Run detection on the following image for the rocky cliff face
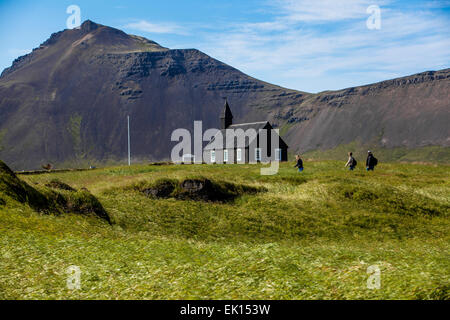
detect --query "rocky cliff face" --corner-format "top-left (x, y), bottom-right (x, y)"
top-left (278, 69), bottom-right (450, 152)
top-left (0, 20), bottom-right (448, 169)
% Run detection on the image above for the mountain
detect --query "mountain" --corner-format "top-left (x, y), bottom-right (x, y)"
top-left (0, 20), bottom-right (449, 170)
top-left (281, 69), bottom-right (450, 153)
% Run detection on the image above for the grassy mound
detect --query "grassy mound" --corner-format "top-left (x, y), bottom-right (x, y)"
top-left (132, 177), bottom-right (266, 202)
top-left (62, 189), bottom-right (111, 223)
top-left (45, 179), bottom-right (76, 191)
top-left (141, 178), bottom-right (177, 198)
top-left (333, 183), bottom-right (449, 217)
top-left (0, 160), bottom-right (110, 223)
top-left (0, 160), bottom-right (51, 212)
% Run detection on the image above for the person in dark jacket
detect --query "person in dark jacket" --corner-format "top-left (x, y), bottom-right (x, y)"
top-left (345, 152), bottom-right (357, 171)
top-left (294, 155), bottom-right (304, 172)
top-left (366, 151), bottom-right (377, 171)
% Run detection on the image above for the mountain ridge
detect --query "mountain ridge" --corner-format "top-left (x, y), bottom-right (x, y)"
top-left (0, 20), bottom-right (448, 170)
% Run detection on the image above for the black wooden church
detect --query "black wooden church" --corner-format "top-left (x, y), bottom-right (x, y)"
top-left (203, 100), bottom-right (288, 164)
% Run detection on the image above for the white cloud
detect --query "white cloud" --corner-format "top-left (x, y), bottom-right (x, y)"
top-left (195, 2), bottom-right (450, 92)
top-left (273, 0), bottom-right (388, 22)
top-left (119, 1), bottom-right (449, 92)
top-left (124, 20), bottom-right (188, 35)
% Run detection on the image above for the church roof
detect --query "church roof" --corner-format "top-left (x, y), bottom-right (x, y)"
top-left (204, 121), bottom-right (287, 150)
top-left (206, 100), bottom-right (288, 150)
top-left (220, 100), bottom-right (233, 119)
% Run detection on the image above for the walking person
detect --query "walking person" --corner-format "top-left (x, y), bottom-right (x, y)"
top-left (294, 154), bottom-right (304, 172)
top-left (345, 152), bottom-right (357, 171)
top-left (366, 151), bottom-right (378, 171)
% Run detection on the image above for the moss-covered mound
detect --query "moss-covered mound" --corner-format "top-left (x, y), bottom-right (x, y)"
top-left (63, 190), bottom-right (111, 223)
top-left (142, 178), bottom-right (177, 199)
top-left (333, 183), bottom-right (449, 217)
top-left (135, 177), bottom-right (266, 202)
top-left (0, 160), bottom-right (110, 223)
top-left (0, 160), bottom-right (51, 211)
top-left (174, 178), bottom-right (265, 202)
top-left (45, 179), bottom-right (76, 191)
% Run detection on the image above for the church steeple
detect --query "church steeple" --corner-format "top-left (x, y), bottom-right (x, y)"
top-left (220, 99), bottom-right (233, 129)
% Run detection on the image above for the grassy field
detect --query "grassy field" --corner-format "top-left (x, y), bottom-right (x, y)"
top-left (303, 145), bottom-right (450, 164)
top-left (0, 161), bottom-right (449, 299)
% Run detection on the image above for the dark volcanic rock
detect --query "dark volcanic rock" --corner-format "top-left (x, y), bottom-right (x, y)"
top-left (143, 179), bottom-right (177, 198)
top-left (177, 178), bottom-right (220, 201)
top-left (285, 68), bottom-right (450, 153)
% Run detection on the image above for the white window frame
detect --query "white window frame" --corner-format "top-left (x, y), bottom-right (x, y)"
top-left (236, 148), bottom-right (242, 162)
top-left (275, 148), bottom-right (282, 161)
top-left (255, 148), bottom-right (262, 161)
top-left (224, 150), bottom-right (229, 163)
top-left (183, 154), bottom-right (195, 163)
top-left (211, 150), bottom-right (216, 163)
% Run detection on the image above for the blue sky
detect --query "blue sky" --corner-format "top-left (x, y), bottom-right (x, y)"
top-left (0, 0), bottom-right (449, 92)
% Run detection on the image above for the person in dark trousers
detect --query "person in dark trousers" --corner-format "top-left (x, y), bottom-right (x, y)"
top-left (366, 151), bottom-right (378, 171)
top-left (345, 152), bottom-right (357, 170)
top-left (294, 154), bottom-right (304, 172)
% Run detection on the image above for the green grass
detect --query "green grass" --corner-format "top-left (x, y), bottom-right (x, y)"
top-left (0, 161), bottom-right (449, 299)
top-left (303, 144), bottom-right (450, 164)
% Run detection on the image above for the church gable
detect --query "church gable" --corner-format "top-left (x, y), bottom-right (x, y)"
top-left (204, 100), bottom-right (289, 163)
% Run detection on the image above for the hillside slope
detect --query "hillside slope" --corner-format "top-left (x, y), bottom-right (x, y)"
top-left (1, 162), bottom-right (449, 299)
top-left (0, 20), bottom-right (448, 169)
top-left (281, 69), bottom-right (450, 152)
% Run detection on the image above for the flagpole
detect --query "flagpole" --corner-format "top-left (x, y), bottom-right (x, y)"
top-left (127, 115), bottom-right (131, 166)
